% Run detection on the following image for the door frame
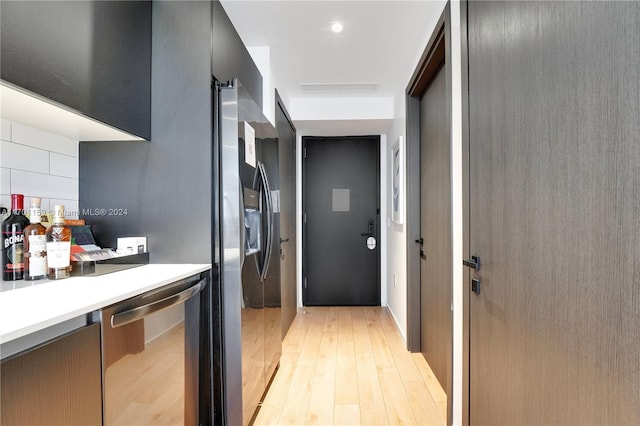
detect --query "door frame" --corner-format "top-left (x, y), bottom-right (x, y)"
top-left (302, 135), bottom-right (381, 306)
top-left (448, 2), bottom-right (508, 423)
top-left (405, 3), bottom-right (455, 424)
top-left (460, 2), bottom-right (470, 425)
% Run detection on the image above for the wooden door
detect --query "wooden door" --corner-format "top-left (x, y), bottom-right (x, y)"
top-left (419, 65), bottom-right (451, 390)
top-left (276, 93), bottom-right (297, 337)
top-left (467, 2), bottom-right (640, 424)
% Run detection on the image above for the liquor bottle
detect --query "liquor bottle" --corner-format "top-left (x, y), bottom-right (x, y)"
top-left (23, 198), bottom-right (47, 280)
top-left (2, 194), bottom-right (30, 281)
top-left (46, 205), bottom-right (72, 280)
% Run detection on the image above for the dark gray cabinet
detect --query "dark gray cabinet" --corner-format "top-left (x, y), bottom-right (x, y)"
top-left (1, 322), bottom-right (102, 426)
top-left (0, 1), bottom-right (151, 139)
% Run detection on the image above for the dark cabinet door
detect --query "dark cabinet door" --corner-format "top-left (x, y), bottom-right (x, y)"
top-left (0, 1), bottom-right (151, 139)
top-left (1, 323), bottom-right (103, 425)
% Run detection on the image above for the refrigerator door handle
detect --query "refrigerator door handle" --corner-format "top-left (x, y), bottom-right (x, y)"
top-left (239, 182), bottom-right (246, 267)
top-left (258, 162), bottom-right (274, 282)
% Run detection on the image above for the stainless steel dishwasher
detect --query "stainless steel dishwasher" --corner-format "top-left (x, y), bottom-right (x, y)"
top-left (101, 272), bottom-right (208, 425)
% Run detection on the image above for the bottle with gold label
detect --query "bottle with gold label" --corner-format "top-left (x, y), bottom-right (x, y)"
top-left (23, 198), bottom-right (48, 280)
top-left (46, 205), bottom-right (71, 280)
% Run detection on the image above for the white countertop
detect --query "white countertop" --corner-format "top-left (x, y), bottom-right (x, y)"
top-left (0, 264), bottom-right (211, 344)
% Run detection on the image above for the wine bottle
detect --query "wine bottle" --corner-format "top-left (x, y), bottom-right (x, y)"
top-left (46, 205), bottom-right (71, 280)
top-left (23, 198), bottom-right (47, 280)
top-left (2, 194), bottom-right (30, 281)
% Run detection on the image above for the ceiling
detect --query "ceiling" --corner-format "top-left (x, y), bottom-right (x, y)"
top-left (220, 0), bottom-right (446, 134)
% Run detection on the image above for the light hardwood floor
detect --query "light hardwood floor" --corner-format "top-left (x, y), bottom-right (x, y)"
top-left (253, 306), bottom-right (447, 426)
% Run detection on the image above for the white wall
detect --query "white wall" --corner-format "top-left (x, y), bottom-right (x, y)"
top-left (247, 46), bottom-right (275, 124)
top-left (450, 2), bottom-right (464, 424)
top-left (384, 117), bottom-right (409, 338)
top-left (0, 120), bottom-right (79, 218)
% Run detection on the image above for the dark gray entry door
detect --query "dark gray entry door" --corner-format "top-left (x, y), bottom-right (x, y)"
top-left (419, 65), bottom-right (451, 391)
top-left (303, 136), bottom-right (380, 306)
top-left (468, 2), bottom-right (640, 424)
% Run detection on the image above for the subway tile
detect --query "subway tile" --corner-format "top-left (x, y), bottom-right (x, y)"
top-left (1, 167), bottom-right (10, 195)
top-left (0, 195), bottom-right (9, 212)
top-left (11, 122), bottom-right (78, 157)
top-left (50, 153), bottom-right (78, 179)
top-left (11, 169), bottom-right (78, 201)
top-left (38, 197), bottom-right (51, 214)
top-left (1, 140), bottom-right (50, 174)
top-left (1, 120), bottom-right (10, 141)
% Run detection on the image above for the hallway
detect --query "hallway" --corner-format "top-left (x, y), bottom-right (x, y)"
top-left (254, 307), bottom-right (446, 425)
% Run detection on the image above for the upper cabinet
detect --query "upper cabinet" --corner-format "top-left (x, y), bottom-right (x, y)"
top-left (1, 1), bottom-right (151, 140)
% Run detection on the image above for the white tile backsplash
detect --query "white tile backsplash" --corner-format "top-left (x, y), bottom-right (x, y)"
top-left (0, 121), bottom-right (78, 214)
top-left (11, 122), bottom-right (78, 157)
top-left (50, 153), bottom-right (78, 178)
top-left (1, 120), bottom-right (10, 141)
top-left (1, 168), bottom-right (9, 194)
top-left (11, 170), bottom-right (77, 200)
top-left (1, 140), bottom-right (50, 174)
top-left (37, 197), bottom-right (51, 214)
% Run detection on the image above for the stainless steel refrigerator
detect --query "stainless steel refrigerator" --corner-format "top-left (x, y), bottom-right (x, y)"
top-left (216, 79), bottom-right (281, 426)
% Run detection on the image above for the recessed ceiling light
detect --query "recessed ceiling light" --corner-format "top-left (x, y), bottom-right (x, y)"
top-left (331, 22), bottom-right (343, 33)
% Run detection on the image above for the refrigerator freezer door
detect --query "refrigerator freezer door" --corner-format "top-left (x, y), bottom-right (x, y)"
top-left (219, 82), bottom-right (244, 426)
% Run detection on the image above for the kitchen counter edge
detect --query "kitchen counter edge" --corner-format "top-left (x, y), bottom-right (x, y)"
top-left (0, 264), bottom-right (212, 344)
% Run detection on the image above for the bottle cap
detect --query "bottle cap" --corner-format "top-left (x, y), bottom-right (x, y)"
top-left (53, 205), bottom-right (66, 219)
top-left (30, 197), bottom-right (42, 208)
top-left (10, 193), bottom-right (24, 211)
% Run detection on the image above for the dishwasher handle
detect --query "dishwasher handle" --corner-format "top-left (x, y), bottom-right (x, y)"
top-left (110, 278), bottom-right (206, 328)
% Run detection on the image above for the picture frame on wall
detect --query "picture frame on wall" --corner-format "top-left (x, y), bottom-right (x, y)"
top-left (392, 136), bottom-right (404, 224)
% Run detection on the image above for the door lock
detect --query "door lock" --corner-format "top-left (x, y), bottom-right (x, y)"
top-left (471, 278), bottom-right (481, 294)
top-left (361, 219), bottom-right (375, 237)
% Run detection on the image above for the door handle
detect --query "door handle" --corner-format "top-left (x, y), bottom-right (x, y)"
top-left (111, 278), bottom-right (206, 328)
top-left (463, 255), bottom-right (480, 270)
top-left (280, 238), bottom-right (290, 243)
top-left (258, 162), bottom-right (274, 283)
top-left (416, 238), bottom-right (425, 258)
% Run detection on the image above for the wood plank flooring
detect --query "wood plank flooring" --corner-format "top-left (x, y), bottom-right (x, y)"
top-left (254, 307), bottom-right (447, 426)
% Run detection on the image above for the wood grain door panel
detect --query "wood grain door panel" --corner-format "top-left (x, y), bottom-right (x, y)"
top-left (468, 2), bottom-right (640, 424)
top-left (1, 323), bottom-right (102, 426)
top-left (419, 66), bottom-right (452, 391)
